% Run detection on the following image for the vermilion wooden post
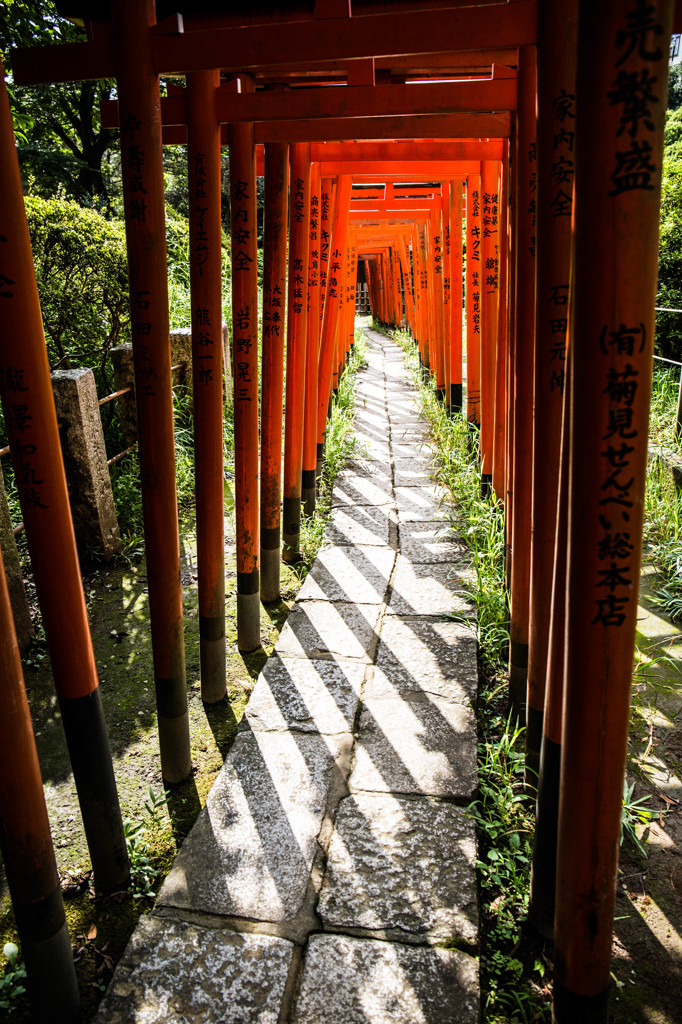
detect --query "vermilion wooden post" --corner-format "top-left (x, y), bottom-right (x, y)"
top-left (303, 161), bottom-right (321, 517)
top-left (229, 119), bottom-right (260, 651)
top-left (186, 69), bottom-right (225, 703)
top-left (112, 0), bottom-right (191, 782)
top-left (493, 144), bottom-right (510, 500)
top-left (505, 149), bottom-right (518, 584)
top-left (317, 175), bottom-right (352, 448)
top-left (0, 62), bottom-right (129, 888)
top-left (283, 143), bottom-right (311, 563)
top-left (526, 0), bottom-right (577, 778)
top-left (331, 243), bottom-right (346, 394)
top-left (508, 45), bottom-right (537, 720)
top-left (442, 190), bottom-right (452, 410)
top-left (554, 5), bottom-right (673, 1020)
top-left (398, 235), bottom-right (415, 335)
top-left (316, 177), bottom-right (333, 473)
top-left (449, 181), bottom-right (464, 413)
top-left (466, 173), bottom-right (482, 426)
top-left (428, 216), bottom-right (445, 399)
top-left (529, 351), bottom-right (571, 940)
top-left (260, 141), bottom-right (289, 601)
top-left (480, 161), bottom-right (501, 489)
top-left (0, 550), bottom-right (79, 1022)
top-left (416, 229), bottom-right (431, 374)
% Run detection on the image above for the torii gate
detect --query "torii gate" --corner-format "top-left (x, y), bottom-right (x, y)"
top-left (0, 2), bottom-right (679, 1022)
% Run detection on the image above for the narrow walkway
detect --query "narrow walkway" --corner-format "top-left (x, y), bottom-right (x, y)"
top-left (95, 328), bottom-right (480, 1024)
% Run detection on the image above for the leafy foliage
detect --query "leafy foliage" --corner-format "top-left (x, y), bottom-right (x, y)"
top-left (25, 195), bottom-right (129, 390)
top-left (656, 108), bottom-right (682, 359)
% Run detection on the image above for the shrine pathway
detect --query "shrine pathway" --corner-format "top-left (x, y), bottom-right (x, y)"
top-left (95, 327), bottom-right (481, 1024)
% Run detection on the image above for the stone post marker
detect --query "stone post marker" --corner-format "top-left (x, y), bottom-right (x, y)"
top-left (169, 328), bottom-right (192, 389)
top-left (109, 343), bottom-right (137, 447)
top-left (0, 466), bottom-right (34, 650)
top-left (51, 368), bottom-right (121, 561)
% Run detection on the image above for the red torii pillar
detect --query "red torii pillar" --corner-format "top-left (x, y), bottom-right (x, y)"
top-left (508, 45), bottom-right (537, 720)
top-left (186, 69), bottom-right (226, 703)
top-left (283, 143), bottom-right (311, 563)
top-left (260, 141), bottom-right (289, 602)
top-left (466, 173), bottom-right (482, 426)
top-left (112, 0), bottom-right (191, 781)
top-left (554, 4), bottom-right (673, 1019)
top-left (480, 160), bottom-right (501, 489)
top-left (0, 57), bottom-right (128, 898)
top-left (303, 161), bottom-right (322, 517)
top-left (229, 118), bottom-right (261, 652)
top-left (449, 180), bottom-right (464, 413)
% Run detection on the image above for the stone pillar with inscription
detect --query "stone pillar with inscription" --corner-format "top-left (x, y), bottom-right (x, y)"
top-left (51, 367), bottom-right (121, 561)
top-left (554, 3), bottom-right (674, 1020)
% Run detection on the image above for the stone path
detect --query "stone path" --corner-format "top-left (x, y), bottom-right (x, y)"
top-left (95, 328), bottom-right (480, 1024)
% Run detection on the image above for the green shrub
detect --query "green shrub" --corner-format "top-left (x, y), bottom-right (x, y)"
top-left (25, 195), bottom-right (130, 390)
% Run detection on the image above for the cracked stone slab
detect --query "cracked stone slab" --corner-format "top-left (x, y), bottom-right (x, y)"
top-left (369, 618), bottom-right (478, 704)
top-left (393, 457), bottom-right (433, 487)
top-left (348, 695), bottom-right (477, 799)
top-left (318, 793), bottom-right (478, 945)
top-left (391, 423), bottom-right (430, 443)
top-left (392, 440), bottom-right (428, 458)
top-left (157, 730), bottom-right (350, 924)
top-left (399, 521), bottom-right (468, 563)
top-left (388, 556), bottom-right (475, 617)
top-left (241, 654), bottom-right (365, 734)
top-left (326, 503), bottom-right (393, 546)
top-left (94, 916), bottom-right (294, 1024)
top-left (297, 545), bottom-right (395, 604)
top-left (355, 439), bottom-right (391, 461)
top-left (292, 934), bottom-right (479, 1024)
top-left (275, 601), bottom-right (382, 662)
top-left (332, 473), bottom-right (395, 507)
top-left (338, 459), bottom-right (392, 480)
top-left (394, 484), bottom-right (449, 522)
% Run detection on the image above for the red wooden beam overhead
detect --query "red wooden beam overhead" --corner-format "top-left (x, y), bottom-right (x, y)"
top-left (317, 161), bottom-right (481, 176)
top-left (14, 1), bottom-right (537, 84)
top-left (312, 140), bottom-right (502, 161)
top-left (254, 112), bottom-right (511, 141)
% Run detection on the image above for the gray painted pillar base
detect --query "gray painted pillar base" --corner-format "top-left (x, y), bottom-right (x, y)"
top-left (109, 343), bottom-right (137, 447)
top-left (200, 637), bottom-right (227, 704)
top-left (260, 547), bottom-right (280, 603)
top-left (158, 712), bottom-right (193, 784)
top-left (51, 368), bottom-right (121, 561)
top-left (237, 591), bottom-right (261, 652)
top-left (24, 919), bottom-right (80, 1023)
top-left (0, 467), bottom-right (33, 651)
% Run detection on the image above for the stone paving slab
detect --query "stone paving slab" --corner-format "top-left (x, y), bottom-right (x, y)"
top-left (371, 618), bottom-right (479, 704)
top-left (327, 503), bottom-right (393, 546)
top-left (348, 696), bottom-right (478, 799)
top-left (399, 522), bottom-right (468, 564)
top-left (388, 556), bottom-right (474, 618)
top-left (276, 600), bottom-right (382, 661)
top-left (297, 545), bottom-right (396, 604)
top-left (394, 484), bottom-right (448, 522)
top-left (393, 458), bottom-right (433, 487)
top-left (292, 934), bottom-right (479, 1024)
top-left (318, 792), bottom-right (478, 945)
top-left (94, 916), bottom-right (294, 1024)
top-left (332, 473), bottom-right (395, 507)
top-left (241, 655), bottom-right (366, 735)
top-left (157, 730), bottom-right (351, 924)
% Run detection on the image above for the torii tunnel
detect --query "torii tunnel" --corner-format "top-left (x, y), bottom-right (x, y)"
top-left (0, 1), bottom-right (679, 1021)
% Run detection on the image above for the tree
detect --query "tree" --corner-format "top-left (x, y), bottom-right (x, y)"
top-left (656, 107), bottom-right (682, 359)
top-left (0, 0), bottom-right (118, 206)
